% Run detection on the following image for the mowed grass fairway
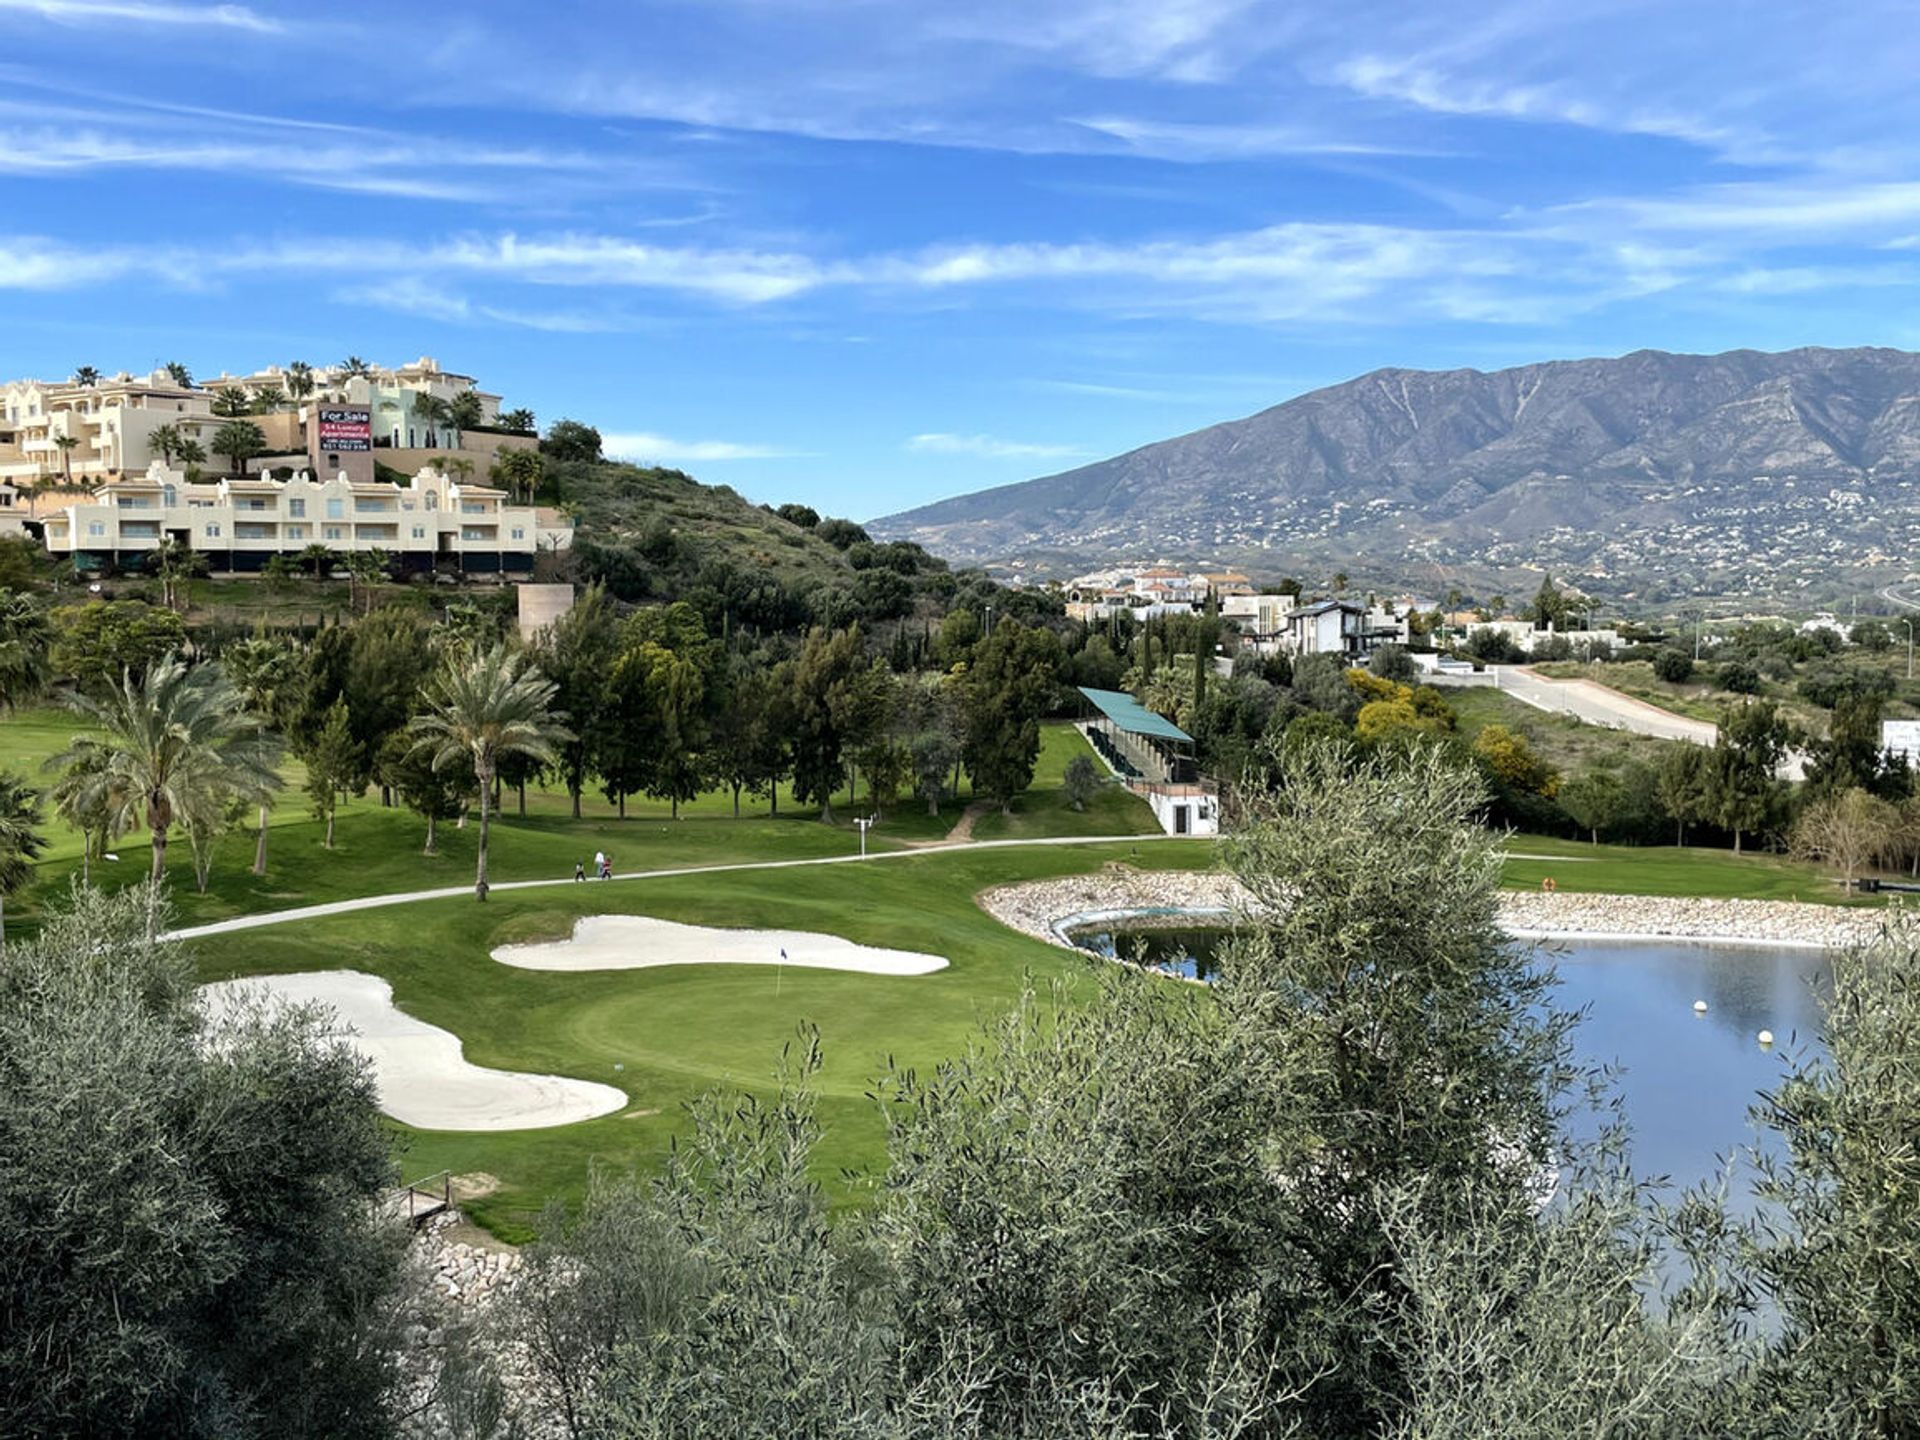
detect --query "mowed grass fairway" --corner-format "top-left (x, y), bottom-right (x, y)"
top-left (189, 838), bottom-right (1212, 1239)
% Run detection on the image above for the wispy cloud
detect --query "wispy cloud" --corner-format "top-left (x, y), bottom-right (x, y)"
top-left (1031, 378), bottom-right (1200, 402)
top-left (603, 431), bottom-right (805, 462)
top-left (907, 432), bottom-right (1088, 459)
top-left (0, 0), bottom-right (281, 32)
top-left (1332, 53), bottom-right (1743, 153)
top-left (0, 112), bottom-right (701, 205)
top-left (1071, 114), bottom-right (1435, 161)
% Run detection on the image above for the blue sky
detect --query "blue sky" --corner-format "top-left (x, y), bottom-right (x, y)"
top-left (6, 0), bottom-right (1920, 520)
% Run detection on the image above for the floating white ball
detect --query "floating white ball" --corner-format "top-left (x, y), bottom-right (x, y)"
top-left (1693, 1000), bottom-right (1708, 1014)
top-left (1757, 1030), bottom-right (1775, 1047)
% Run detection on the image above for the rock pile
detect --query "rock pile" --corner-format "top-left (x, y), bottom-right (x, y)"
top-left (417, 1208), bottom-right (521, 1310)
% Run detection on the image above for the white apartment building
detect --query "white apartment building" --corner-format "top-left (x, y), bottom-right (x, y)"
top-left (41, 461), bottom-right (568, 575)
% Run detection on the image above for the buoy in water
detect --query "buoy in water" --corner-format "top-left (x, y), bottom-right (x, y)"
top-left (1758, 1030), bottom-right (1775, 1047)
top-left (1693, 1000), bottom-right (1708, 1014)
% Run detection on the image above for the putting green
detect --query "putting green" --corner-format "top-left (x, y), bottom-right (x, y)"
top-left (188, 838), bottom-right (1213, 1238)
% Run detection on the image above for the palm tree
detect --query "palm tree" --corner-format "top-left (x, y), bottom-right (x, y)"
top-left (341, 355), bottom-right (372, 378)
top-left (299, 542), bottom-right (334, 580)
top-left (447, 390), bottom-right (483, 440)
top-left (211, 385), bottom-right (251, 418)
top-left (151, 422), bottom-right (183, 465)
top-left (175, 437), bottom-right (206, 478)
top-left (250, 385), bottom-right (287, 414)
top-left (211, 419), bottom-right (267, 478)
top-left (45, 737), bottom-right (121, 886)
top-left (344, 549), bottom-right (389, 614)
top-left (72, 366), bottom-right (100, 387)
top-left (0, 591), bottom-right (51, 711)
top-left (0, 772), bottom-right (46, 959)
top-left (498, 407), bottom-right (535, 435)
top-left (150, 536), bottom-right (204, 610)
top-left (409, 647), bottom-right (567, 901)
top-left (52, 434), bottom-right (78, 485)
top-left (164, 361), bottom-right (194, 388)
top-left (286, 361), bottom-right (315, 402)
top-left (58, 654), bottom-right (282, 889)
top-left (223, 636), bottom-right (298, 874)
top-left (491, 447), bottom-right (542, 503)
top-left (411, 392), bottom-right (453, 447)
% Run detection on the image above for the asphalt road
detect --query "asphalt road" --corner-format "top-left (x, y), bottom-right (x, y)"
top-left (1488, 667), bottom-right (1718, 745)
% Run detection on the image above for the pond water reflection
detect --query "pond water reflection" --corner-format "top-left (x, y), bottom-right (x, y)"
top-left (1066, 924), bottom-right (1832, 1196)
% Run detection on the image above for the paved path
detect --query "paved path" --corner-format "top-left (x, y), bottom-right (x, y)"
top-left (162, 833), bottom-right (1196, 942)
top-left (163, 831), bottom-right (1597, 944)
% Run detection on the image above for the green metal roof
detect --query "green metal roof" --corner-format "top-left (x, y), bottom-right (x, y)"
top-left (1077, 686), bottom-right (1193, 744)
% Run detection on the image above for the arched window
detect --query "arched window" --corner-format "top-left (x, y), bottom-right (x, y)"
top-left (162, 486), bottom-right (177, 506)
top-left (424, 490), bottom-right (439, 511)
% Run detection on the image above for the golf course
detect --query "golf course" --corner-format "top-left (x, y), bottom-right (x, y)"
top-left (3, 714), bottom-right (1887, 1239)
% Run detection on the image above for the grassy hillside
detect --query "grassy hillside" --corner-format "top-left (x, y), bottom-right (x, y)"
top-left (1444, 685), bottom-right (1680, 775)
top-left (557, 461), bottom-right (859, 595)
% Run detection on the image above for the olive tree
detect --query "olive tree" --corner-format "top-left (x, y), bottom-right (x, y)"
top-left (0, 884), bottom-right (408, 1436)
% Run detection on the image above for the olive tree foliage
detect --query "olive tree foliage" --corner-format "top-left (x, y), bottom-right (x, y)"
top-left (1381, 1164), bottom-right (1744, 1440)
top-left (1218, 739), bottom-right (1582, 1431)
top-left (472, 1007), bottom-right (1297, 1440)
top-left (880, 972), bottom-right (1309, 1439)
top-left (1742, 919), bottom-right (1920, 1436)
top-left (0, 883), bottom-right (408, 1438)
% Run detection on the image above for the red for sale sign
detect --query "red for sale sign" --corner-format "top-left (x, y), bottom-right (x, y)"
top-left (317, 407), bottom-right (372, 451)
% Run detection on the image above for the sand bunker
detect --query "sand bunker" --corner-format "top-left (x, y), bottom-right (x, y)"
top-left (199, 970), bottom-right (627, 1131)
top-left (492, 914), bottom-right (948, 976)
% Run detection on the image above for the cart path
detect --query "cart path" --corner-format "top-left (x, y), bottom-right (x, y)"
top-left (162, 836), bottom-right (1587, 943)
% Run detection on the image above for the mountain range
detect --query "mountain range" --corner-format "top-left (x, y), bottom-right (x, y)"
top-left (870, 347), bottom-right (1920, 605)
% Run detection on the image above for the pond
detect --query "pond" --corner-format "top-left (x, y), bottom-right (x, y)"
top-left (1065, 922), bottom-right (1831, 1196)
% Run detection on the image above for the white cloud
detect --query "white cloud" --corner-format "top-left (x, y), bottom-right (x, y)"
top-left (907, 433), bottom-right (1088, 459)
top-left (602, 431), bottom-right (803, 462)
top-left (0, 0), bottom-right (280, 31)
top-left (1568, 179), bottom-right (1920, 237)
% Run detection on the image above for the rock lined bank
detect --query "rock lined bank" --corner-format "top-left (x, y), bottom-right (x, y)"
top-left (416, 1209), bottom-right (521, 1310)
top-left (979, 870), bottom-right (1895, 953)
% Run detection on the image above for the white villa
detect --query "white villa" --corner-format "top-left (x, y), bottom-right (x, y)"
top-left (41, 462), bottom-right (569, 575)
top-left (1219, 595), bottom-right (1410, 659)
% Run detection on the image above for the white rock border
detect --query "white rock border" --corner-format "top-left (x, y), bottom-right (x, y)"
top-left (978, 872), bottom-right (1894, 954)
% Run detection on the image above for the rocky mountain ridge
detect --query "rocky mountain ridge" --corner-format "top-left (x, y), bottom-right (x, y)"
top-left (871, 347), bottom-right (1920, 603)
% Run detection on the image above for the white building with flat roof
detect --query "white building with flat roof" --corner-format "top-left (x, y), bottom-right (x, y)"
top-left (1886, 720), bottom-right (1920, 768)
top-left (40, 461), bottom-right (567, 575)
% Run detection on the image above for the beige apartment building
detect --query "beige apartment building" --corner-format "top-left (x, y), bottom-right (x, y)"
top-left (0, 371), bottom-right (215, 486)
top-left (41, 462), bottom-right (571, 576)
top-left (0, 357), bottom-right (530, 489)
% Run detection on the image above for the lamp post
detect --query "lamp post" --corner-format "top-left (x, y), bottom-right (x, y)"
top-left (1902, 618), bottom-right (1915, 681)
top-left (854, 815), bottom-right (873, 858)
top-left (984, 603), bottom-right (994, 638)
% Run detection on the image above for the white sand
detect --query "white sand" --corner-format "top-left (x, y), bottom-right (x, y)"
top-left (199, 970), bottom-right (628, 1131)
top-left (492, 914), bottom-right (949, 976)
